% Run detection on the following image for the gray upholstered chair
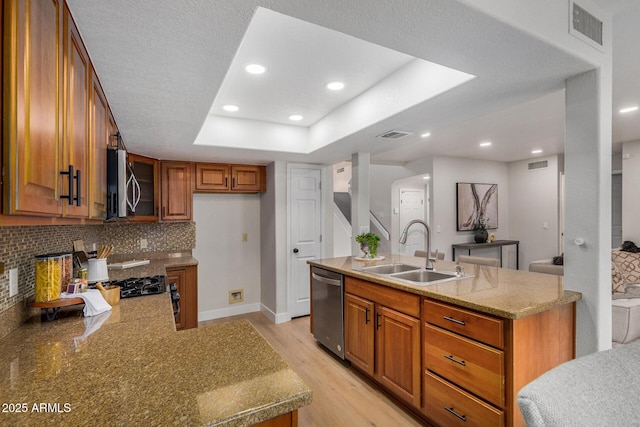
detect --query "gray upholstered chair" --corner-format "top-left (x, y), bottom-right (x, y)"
top-left (457, 255), bottom-right (499, 267)
top-left (414, 250), bottom-right (445, 260)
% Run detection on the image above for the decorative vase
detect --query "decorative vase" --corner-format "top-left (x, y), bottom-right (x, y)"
top-left (474, 229), bottom-right (488, 244)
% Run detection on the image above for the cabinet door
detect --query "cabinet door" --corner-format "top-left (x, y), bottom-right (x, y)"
top-left (231, 165), bottom-right (264, 192)
top-left (128, 153), bottom-right (158, 221)
top-left (89, 75), bottom-right (108, 219)
top-left (167, 265), bottom-right (198, 330)
top-left (195, 163), bottom-right (229, 191)
top-left (376, 305), bottom-right (421, 408)
top-left (167, 268), bottom-right (186, 330)
top-left (160, 161), bottom-right (192, 221)
top-left (344, 293), bottom-right (375, 376)
top-left (4, 0), bottom-right (63, 215)
top-left (62, 6), bottom-right (89, 218)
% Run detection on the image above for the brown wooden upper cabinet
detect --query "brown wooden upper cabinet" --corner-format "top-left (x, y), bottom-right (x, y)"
top-left (3, 0), bottom-right (64, 216)
top-left (194, 163), bottom-right (266, 193)
top-left (160, 161), bottom-right (192, 222)
top-left (3, 0), bottom-right (109, 221)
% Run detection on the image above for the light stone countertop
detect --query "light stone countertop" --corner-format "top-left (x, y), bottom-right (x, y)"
top-left (105, 252), bottom-right (199, 282)
top-left (309, 254), bottom-right (581, 319)
top-left (0, 295), bottom-right (311, 426)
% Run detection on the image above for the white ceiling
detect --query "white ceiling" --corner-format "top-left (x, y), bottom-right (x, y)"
top-left (65, 0), bottom-right (638, 166)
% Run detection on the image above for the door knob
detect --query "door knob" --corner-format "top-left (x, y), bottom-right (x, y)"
top-left (293, 248), bottom-right (299, 254)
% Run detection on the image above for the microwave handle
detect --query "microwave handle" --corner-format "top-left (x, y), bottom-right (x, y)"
top-left (126, 164), bottom-right (141, 212)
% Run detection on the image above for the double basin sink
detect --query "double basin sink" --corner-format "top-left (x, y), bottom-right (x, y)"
top-left (359, 263), bottom-right (471, 285)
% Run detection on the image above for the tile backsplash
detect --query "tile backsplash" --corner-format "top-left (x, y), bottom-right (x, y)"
top-left (0, 222), bottom-right (195, 338)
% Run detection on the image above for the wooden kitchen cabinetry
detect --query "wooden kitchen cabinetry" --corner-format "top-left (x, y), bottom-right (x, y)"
top-left (160, 161), bottom-right (192, 221)
top-left (127, 153), bottom-right (158, 221)
top-left (194, 163), bottom-right (266, 193)
top-left (422, 298), bottom-right (575, 427)
top-left (3, 0), bottom-right (64, 216)
top-left (62, 4), bottom-right (90, 218)
top-left (344, 276), bottom-right (421, 408)
top-left (88, 70), bottom-right (109, 219)
top-left (167, 265), bottom-right (198, 330)
top-left (3, 0), bottom-right (108, 221)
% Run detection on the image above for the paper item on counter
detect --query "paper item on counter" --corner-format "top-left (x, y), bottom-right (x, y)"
top-left (107, 259), bottom-right (150, 269)
top-left (73, 240), bottom-right (85, 252)
top-left (61, 289), bottom-right (112, 317)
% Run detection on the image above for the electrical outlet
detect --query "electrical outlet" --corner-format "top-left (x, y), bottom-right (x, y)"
top-left (9, 268), bottom-right (18, 297)
top-left (229, 289), bottom-right (244, 304)
top-left (140, 238), bottom-right (148, 249)
top-left (242, 233), bottom-right (248, 242)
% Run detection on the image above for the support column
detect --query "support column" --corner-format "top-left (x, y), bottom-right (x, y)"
top-left (565, 68), bottom-right (612, 355)
top-left (351, 152), bottom-right (370, 255)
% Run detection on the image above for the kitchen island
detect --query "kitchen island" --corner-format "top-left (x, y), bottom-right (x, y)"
top-left (309, 254), bottom-right (581, 427)
top-left (0, 294), bottom-right (311, 426)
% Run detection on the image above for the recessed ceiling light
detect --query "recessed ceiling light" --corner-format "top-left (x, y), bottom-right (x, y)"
top-left (245, 63), bottom-right (266, 74)
top-left (531, 149), bottom-right (543, 154)
top-left (222, 104), bottom-right (239, 112)
top-left (326, 81), bottom-right (345, 91)
top-left (479, 141), bottom-right (492, 147)
top-left (421, 132), bottom-right (431, 138)
top-left (620, 106), bottom-right (639, 114)
top-left (289, 114), bottom-right (303, 121)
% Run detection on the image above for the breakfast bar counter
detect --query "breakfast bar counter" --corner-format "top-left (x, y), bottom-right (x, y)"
top-left (0, 295), bottom-right (311, 426)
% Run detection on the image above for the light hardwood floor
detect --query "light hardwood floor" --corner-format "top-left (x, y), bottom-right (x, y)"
top-left (200, 312), bottom-right (428, 427)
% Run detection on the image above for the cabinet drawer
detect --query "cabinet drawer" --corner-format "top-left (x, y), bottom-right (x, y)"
top-left (346, 276), bottom-right (420, 318)
top-left (424, 299), bottom-right (504, 349)
top-left (424, 371), bottom-right (503, 427)
top-left (424, 324), bottom-right (504, 407)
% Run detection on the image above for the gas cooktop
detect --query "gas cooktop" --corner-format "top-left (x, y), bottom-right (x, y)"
top-left (108, 275), bottom-right (167, 299)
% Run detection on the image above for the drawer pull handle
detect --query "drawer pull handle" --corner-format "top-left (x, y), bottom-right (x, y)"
top-left (444, 354), bottom-right (466, 366)
top-left (444, 316), bottom-right (465, 326)
top-left (445, 407), bottom-right (467, 422)
top-left (365, 307), bottom-right (370, 324)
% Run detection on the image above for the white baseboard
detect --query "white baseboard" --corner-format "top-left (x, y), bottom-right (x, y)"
top-left (198, 303), bottom-right (261, 322)
top-left (261, 303), bottom-right (291, 324)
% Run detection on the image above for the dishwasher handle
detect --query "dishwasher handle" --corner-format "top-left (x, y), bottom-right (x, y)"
top-left (312, 272), bottom-right (342, 287)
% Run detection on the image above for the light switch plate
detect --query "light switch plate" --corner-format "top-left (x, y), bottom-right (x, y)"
top-left (9, 268), bottom-right (18, 297)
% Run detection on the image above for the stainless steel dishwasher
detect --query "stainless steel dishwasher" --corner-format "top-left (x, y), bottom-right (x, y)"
top-left (311, 266), bottom-right (345, 359)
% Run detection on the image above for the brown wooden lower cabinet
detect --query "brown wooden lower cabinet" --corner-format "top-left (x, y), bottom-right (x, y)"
top-left (253, 410), bottom-right (298, 427)
top-left (341, 275), bottom-right (577, 427)
top-left (167, 265), bottom-right (198, 330)
top-left (344, 277), bottom-right (421, 409)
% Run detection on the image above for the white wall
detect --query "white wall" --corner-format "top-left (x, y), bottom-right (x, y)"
top-left (622, 140), bottom-right (640, 242)
top-left (194, 193), bottom-right (262, 321)
top-left (260, 161), bottom-right (290, 323)
top-left (508, 155), bottom-right (561, 269)
top-left (432, 156), bottom-right (512, 265)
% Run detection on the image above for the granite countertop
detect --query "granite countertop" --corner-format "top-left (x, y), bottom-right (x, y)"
top-left (105, 252), bottom-right (199, 282)
top-left (309, 255), bottom-right (581, 320)
top-left (0, 295), bottom-right (311, 426)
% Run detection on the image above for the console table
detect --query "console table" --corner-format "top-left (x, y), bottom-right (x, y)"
top-left (452, 239), bottom-right (520, 269)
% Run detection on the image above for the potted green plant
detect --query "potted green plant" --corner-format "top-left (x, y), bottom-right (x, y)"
top-left (355, 232), bottom-right (381, 259)
top-left (474, 217), bottom-right (489, 243)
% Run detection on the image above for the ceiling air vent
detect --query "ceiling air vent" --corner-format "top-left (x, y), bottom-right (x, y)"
top-left (528, 160), bottom-right (548, 170)
top-left (570, 1), bottom-right (603, 50)
top-left (377, 130), bottom-right (412, 139)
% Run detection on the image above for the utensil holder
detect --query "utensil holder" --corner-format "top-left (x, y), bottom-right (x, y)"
top-left (87, 258), bottom-right (109, 283)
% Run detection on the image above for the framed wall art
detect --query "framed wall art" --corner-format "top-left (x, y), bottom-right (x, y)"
top-left (456, 182), bottom-right (498, 231)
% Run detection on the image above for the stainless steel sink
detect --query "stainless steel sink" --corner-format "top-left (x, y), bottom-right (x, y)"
top-left (390, 270), bottom-right (457, 282)
top-left (388, 269), bottom-right (473, 285)
top-left (360, 263), bottom-right (421, 275)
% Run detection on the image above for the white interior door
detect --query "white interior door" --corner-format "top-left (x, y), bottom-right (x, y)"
top-left (289, 166), bottom-right (322, 318)
top-left (399, 189), bottom-right (425, 256)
